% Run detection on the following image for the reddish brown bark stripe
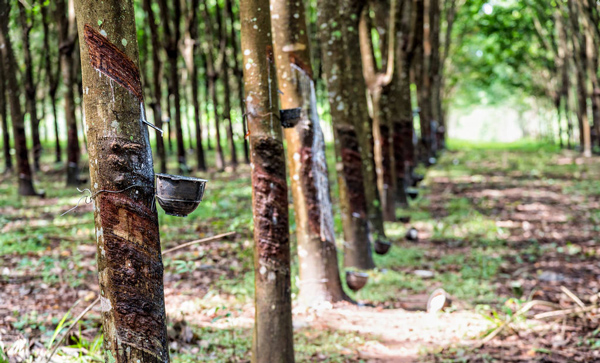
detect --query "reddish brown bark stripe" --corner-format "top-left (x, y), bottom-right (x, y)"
top-left (337, 126), bottom-right (368, 217)
top-left (83, 24), bottom-right (143, 101)
top-left (97, 193), bottom-right (167, 361)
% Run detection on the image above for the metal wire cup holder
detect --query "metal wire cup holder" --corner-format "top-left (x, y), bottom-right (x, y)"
top-left (155, 173), bottom-right (208, 217)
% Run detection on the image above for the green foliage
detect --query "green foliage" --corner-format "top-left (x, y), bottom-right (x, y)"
top-left (447, 0), bottom-right (556, 111)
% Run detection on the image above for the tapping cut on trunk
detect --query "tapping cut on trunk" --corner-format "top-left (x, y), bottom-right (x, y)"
top-left (84, 24), bottom-right (143, 101)
top-left (96, 193), bottom-right (168, 361)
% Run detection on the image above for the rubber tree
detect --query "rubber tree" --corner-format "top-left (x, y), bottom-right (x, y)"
top-left (0, 0), bottom-right (37, 195)
top-left (428, 0), bottom-right (443, 149)
top-left (567, 0), bottom-right (592, 157)
top-left (240, 0), bottom-right (295, 360)
top-left (73, 1), bottom-right (169, 361)
top-left (41, 1), bottom-right (63, 164)
top-left (158, 0), bottom-right (188, 172)
top-left (359, 0), bottom-right (399, 221)
top-left (318, 0), bottom-right (375, 270)
top-left (142, 0), bottom-right (167, 174)
top-left (345, 0), bottom-right (391, 252)
top-left (436, 0), bottom-right (458, 145)
top-left (221, 1), bottom-right (238, 169)
top-left (413, 0), bottom-right (434, 162)
top-left (393, 0), bottom-right (418, 200)
top-left (270, 0), bottom-right (349, 306)
top-left (202, 1), bottom-right (226, 171)
top-left (0, 52), bottom-right (11, 172)
top-left (18, 3), bottom-right (42, 171)
top-left (227, 0), bottom-right (250, 164)
top-left (580, 0), bottom-right (600, 148)
top-left (182, 0), bottom-right (207, 171)
top-left (56, 0), bottom-right (82, 185)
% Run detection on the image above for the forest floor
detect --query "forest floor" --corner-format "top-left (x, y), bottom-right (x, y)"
top-left (1, 140), bottom-right (600, 362)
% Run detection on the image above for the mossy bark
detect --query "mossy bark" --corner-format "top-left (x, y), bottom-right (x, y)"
top-left (240, 0), bottom-right (295, 361)
top-left (318, 0), bottom-right (375, 271)
top-left (270, 0), bottom-right (349, 306)
top-left (0, 0), bottom-right (37, 195)
top-left (73, 1), bottom-right (169, 361)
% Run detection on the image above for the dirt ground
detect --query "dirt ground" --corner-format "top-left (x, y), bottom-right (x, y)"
top-left (2, 145), bottom-right (600, 362)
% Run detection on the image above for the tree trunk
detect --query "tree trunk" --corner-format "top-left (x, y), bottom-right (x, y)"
top-left (389, 0), bottom-right (417, 204)
top-left (42, 2), bottom-right (62, 164)
top-left (239, 0), bottom-right (295, 360)
top-left (158, 0), bottom-right (187, 172)
top-left (359, 0), bottom-right (398, 222)
top-left (182, 0), bottom-right (206, 171)
top-left (56, 0), bottom-right (81, 185)
top-left (270, 0), bottom-right (348, 306)
top-left (582, 6), bottom-right (600, 149)
top-left (201, 53), bottom-right (213, 152)
top-left (346, 0), bottom-right (390, 250)
top-left (428, 0), bottom-right (442, 150)
top-left (227, 0), bottom-right (250, 164)
top-left (557, 6), bottom-right (573, 150)
top-left (73, 1), bottom-right (169, 360)
top-left (18, 3), bottom-right (42, 172)
top-left (567, 0), bottom-right (592, 157)
top-left (203, 2), bottom-right (226, 171)
top-left (0, 53), bottom-right (11, 172)
top-left (414, 0), bottom-right (434, 162)
top-left (318, 0), bottom-right (375, 271)
top-left (142, 0), bottom-right (167, 174)
top-left (0, 0), bottom-right (37, 195)
top-left (221, 1), bottom-right (238, 168)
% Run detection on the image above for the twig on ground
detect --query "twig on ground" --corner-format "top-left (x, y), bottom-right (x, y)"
top-left (560, 286), bottom-right (585, 308)
top-left (533, 305), bottom-right (597, 320)
top-left (161, 231), bottom-right (237, 255)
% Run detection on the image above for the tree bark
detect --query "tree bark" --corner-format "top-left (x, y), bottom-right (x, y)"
top-left (0, 52), bottom-right (11, 172)
top-left (142, 0), bottom-right (167, 174)
top-left (18, 3), bottom-right (42, 172)
top-left (73, 1), bottom-right (169, 360)
top-left (0, 0), bottom-right (37, 195)
top-left (240, 0), bottom-right (295, 360)
top-left (270, 0), bottom-right (349, 306)
top-left (318, 0), bottom-right (375, 271)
